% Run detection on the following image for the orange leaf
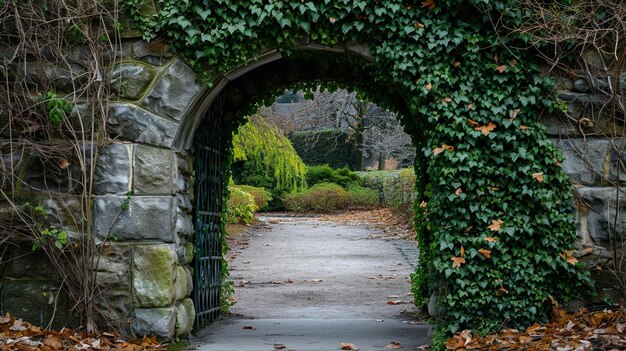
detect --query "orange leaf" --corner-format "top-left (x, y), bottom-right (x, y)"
top-left (478, 248), bottom-right (492, 259)
top-left (433, 144), bottom-right (454, 156)
top-left (444, 97), bottom-right (452, 102)
top-left (519, 125), bottom-right (528, 130)
top-left (474, 122), bottom-right (497, 135)
top-left (425, 83), bottom-right (432, 90)
top-left (495, 65), bottom-right (507, 73)
top-left (494, 54), bottom-right (500, 64)
top-left (329, 17), bottom-right (337, 23)
top-left (445, 335), bottom-right (465, 350)
top-left (340, 342), bottom-right (359, 350)
top-left (467, 118), bottom-right (480, 127)
top-left (451, 256), bottom-right (466, 268)
top-left (455, 188), bottom-right (462, 196)
top-left (452, 61), bottom-right (461, 67)
top-left (488, 219), bottom-right (503, 232)
top-left (419, 201), bottom-right (428, 208)
top-left (532, 172), bottom-right (544, 182)
top-left (460, 245), bottom-right (465, 258)
top-left (421, 0), bottom-right (436, 10)
top-left (386, 341), bottom-right (402, 349)
top-left (414, 22), bottom-right (425, 28)
top-left (484, 237), bottom-right (497, 242)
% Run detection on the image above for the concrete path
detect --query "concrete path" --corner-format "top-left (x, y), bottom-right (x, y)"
top-left (190, 215), bottom-right (431, 351)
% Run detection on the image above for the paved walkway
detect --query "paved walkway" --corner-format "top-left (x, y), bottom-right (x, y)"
top-left (190, 216), bottom-right (431, 351)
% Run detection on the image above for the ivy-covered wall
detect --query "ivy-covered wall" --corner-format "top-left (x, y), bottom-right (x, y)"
top-left (1, 0), bottom-right (623, 345)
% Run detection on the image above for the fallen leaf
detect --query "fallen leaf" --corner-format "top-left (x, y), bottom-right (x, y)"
top-left (484, 237), bottom-right (497, 243)
top-left (387, 300), bottom-right (407, 305)
top-left (386, 341), bottom-right (402, 349)
top-left (43, 335), bottom-right (63, 349)
top-left (445, 335), bottom-right (465, 350)
top-left (511, 108), bottom-right (521, 118)
top-left (340, 342), bottom-right (359, 350)
top-left (452, 61), bottom-right (461, 67)
top-left (58, 158), bottom-right (70, 169)
top-left (455, 188), bottom-right (462, 196)
top-left (419, 201), bottom-right (427, 208)
top-left (425, 83), bottom-right (432, 90)
top-left (494, 54), bottom-right (500, 64)
top-left (488, 219), bottom-right (503, 232)
top-left (475, 121), bottom-right (497, 135)
top-left (496, 65), bottom-right (507, 73)
top-left (9, 319), bottom-right (27, 332)
top-left (532, 172), bottom-right (544, 182)
top-left (329, 17), bottom-right (336, 23)
top-left (414, 22), bottom-right (425, 28)
top-left (421, 0), bottom-right (436, 10)
top-left (478, 248), bottom-right (492, 258)
top-left (519, 125), bottom-right (529, 130)
top-left (444, 97), bottom-right (452, 102)
top-left (460, 246), bottom-right (465, 258)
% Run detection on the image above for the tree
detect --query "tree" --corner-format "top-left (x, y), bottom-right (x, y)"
top-left (261, 89), bottom-right (415, 171)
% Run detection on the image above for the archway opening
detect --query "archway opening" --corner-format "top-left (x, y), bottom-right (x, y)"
top-left (189, 51), bottom-right (426, 329)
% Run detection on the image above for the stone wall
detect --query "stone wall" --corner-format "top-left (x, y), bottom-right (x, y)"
top-left (0, 14), bottom-right (625, 339)
top-left (545, 61), bottom-right (626, 301)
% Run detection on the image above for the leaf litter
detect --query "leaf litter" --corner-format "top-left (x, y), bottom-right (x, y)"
top-left (0, 313), bottom-right (162, 351)
top-left (445, 308), bottom-right (626, 350)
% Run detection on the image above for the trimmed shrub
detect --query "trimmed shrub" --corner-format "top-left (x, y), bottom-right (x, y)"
top-left (306, 165), bottom-right (360, 188)
top-left (359, 168), bottom-right (416, 223)
top-left (283, 182), bottom-right (352, 213)
top-left (226, 186), bottom-right (258, 224)
top-left (234, 184), bottom-right (272, 210)
top-left (347, 184), bottom-right (379, 207)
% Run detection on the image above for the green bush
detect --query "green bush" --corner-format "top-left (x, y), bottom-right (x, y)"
top-left (226, 186), bottom-right (258, 224)
top-left (359, 168), bottom-right (416, 222)
top-left (234, 184), bottom-right (272, 210)
top-left (306, 165), bottom-right (360, 188)
top-left (283, 182), bottom-right (352, 212)
top-left (347, 184), bottom-right (379, 207)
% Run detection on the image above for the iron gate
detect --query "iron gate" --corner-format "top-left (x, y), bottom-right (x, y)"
top-left (193, 93), bottom-right (226, 328)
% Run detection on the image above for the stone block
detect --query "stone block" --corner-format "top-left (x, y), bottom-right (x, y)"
top-left (3, 246), bottom-right (57, 279)
top-left (95, 288), bottom-right (133, 336)
top-left (133, 244), bottom-right (177, 307)
top-left (175, 298), bottom-right (195, 337)
top-left (576, 187), bottom-right (626, 248)
top-left (141, 59), bottom-right (203, 122)
top-left (0, 280), bottom-right (72, 329)
top-left (107, 103), bottom-right (178, 148)
top-left (131, 307), bottom-right (175, 339)
top-left (552, 138), bottom-right (609, 185)
top-left (175, 266), bottom-right (188, 301)
top-left (183, 265), bottom-right (193, 294)
top-left (607, 138), bottom-right (626, 182)
top-left (94, 244), bottom-right (131, 288)
top-left (108, 62), bottom-right (158, 101)
top-left (93, 195), bottom-right (176, 242)
top-left (176, 211), bottom-right (193, 237)
top-left (133, 145), bottom-right (177, 195)
top-left (94, 143), bottom-right (131, 194)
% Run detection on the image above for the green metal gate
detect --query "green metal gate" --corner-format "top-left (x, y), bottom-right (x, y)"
top-left (193, 93), bottom-right (226, 328)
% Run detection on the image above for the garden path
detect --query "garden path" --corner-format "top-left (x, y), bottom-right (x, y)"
top-left (189, 214), bottom-right (432, 351)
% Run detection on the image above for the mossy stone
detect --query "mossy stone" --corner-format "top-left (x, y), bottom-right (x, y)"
top-left (132, 244), bottom-right (177, 307)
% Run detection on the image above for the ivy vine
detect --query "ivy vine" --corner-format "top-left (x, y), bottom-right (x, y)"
top-left (126, 0), bottom-right (592, 344)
